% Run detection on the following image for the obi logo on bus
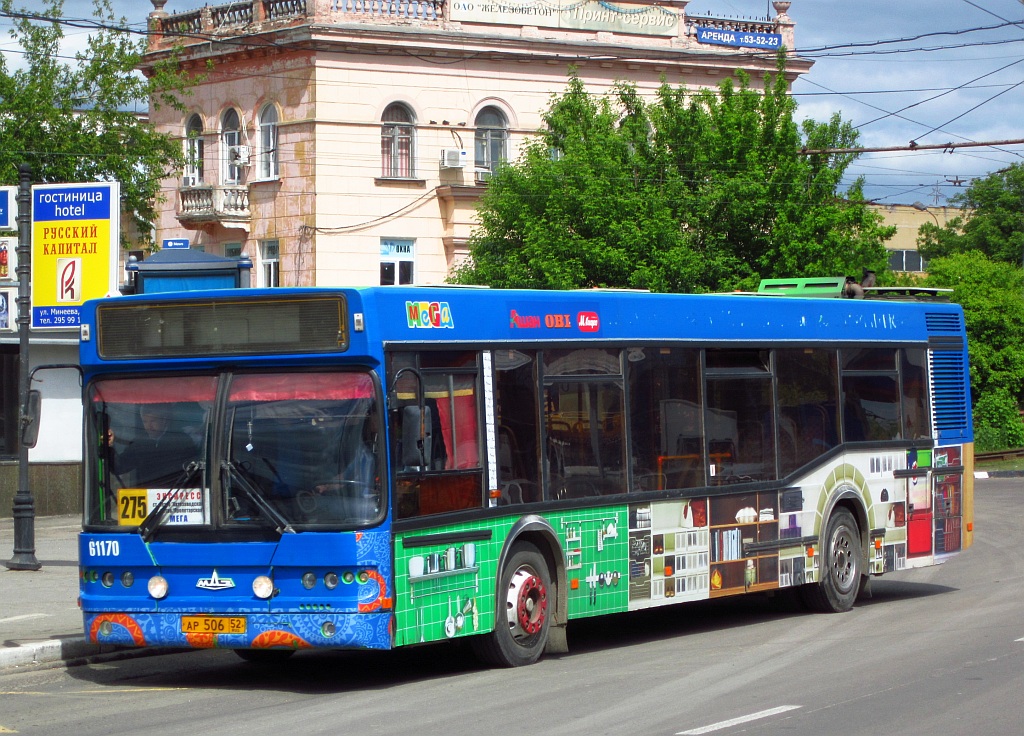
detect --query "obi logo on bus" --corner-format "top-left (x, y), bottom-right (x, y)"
top-left (406, 301), bottom-right (454, 329)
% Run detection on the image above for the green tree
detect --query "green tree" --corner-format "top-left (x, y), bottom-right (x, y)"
top-left (453, 60), bottom-right (893, 292)
top-left (918, 163), bottom-right (1024, 265)
top-left (924, 251), bottom-right (1024, 450)
top-left (0, 0), bottom-right (194, 245)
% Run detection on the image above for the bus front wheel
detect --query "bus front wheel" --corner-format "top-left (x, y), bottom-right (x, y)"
top-left (472, 541), bottom-right (552, 667)
top-left (802, 508), bottom-right (862, 613)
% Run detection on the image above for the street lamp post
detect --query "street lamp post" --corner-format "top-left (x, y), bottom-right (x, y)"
top-left (912, 201), bottom-right (940, 227)
top-left (6, 163), bottom-right (40, 571)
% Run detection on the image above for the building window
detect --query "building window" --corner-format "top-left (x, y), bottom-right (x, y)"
top-left (260, 240), bottom-right (279, 287)
top-left (381, 239), bottom-right (414, 285)
top-left (474, 106), bottom-right (508, 181)
top-left (258, 104), bottom-right (279, 180)
top-left (183, 114), bottom-right (204, 186)
top-left (221, 108), bottom-right (244, 185)
top-left (224, 242), bottom-right (242, 258)
top-left (381, 103), bottom-right (415, 178)
top-left (888, 249), bottom-right (927, 272)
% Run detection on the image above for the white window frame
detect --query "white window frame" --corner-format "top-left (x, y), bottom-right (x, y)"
top-left (260, 239), bottom-right (280, 287)
top-left (380, 239), bottom-right (415, 285)
top-left (381, 103), bottom-right (415, 179)
top-left (221, 108), bottom-right (243, 185)
top-left (183, 114), bottom-right (204, 187)
top-left (258, 104), bottom-right (279, 180)
top-left (888, 249), bottom-right (927, 273)
top-left (474, 106), bottom-right (508, 182)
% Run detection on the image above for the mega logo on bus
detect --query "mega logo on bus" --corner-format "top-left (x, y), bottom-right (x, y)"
top-left (406, 301), bottom-right (454, 329)
top-left (577, 311), bottom-right (600, 332)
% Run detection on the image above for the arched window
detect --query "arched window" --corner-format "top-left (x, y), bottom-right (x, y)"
top-left (183, 114), bottom-right (204, 186)
top-left (474, 106), bottom-right (507, 181)
top-left (221, 108), bottom-right (243, 184)
top-left (381, 103), bottom-right (415, 178)
top-left (258, 104), bottom-right (279, 180)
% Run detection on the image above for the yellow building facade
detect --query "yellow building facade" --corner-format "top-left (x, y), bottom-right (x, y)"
top-left (871, 203), bottom-right (957, 273)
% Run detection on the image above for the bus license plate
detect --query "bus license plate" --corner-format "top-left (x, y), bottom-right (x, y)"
top-left (182, 616), bottom-right (246, 634)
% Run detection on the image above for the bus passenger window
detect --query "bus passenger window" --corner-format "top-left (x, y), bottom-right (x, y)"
top-left (705, 369), bottom-right (775, 484)
top-left (389, 351), bottom-right (484, 519)
top-left (776, 349), bottom-right (840, 476)
top-left (901, 349), bottom-right (931, 440)
top-left (494, 350), bottom-right (540, 504)
top-left (627, 347), bottom-right (703, 491)
top-left (841, 349), bottom-right (900, 442)
top-left (543, 348), bottom-right (626, 498)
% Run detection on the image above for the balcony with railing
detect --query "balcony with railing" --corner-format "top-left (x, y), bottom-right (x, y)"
top-left (177, 185), bottom-right (251, 230)
top-left (147, 0), bottom-right (793, 52)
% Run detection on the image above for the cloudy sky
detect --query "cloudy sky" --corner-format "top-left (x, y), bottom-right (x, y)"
top-left (9, 0), bottom-right (1024, 205)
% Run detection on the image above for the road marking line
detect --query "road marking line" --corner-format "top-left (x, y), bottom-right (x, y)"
top-left (677, 705), bottom-right (802, 735)
top-left (1016, 637), bottom-right (1024, 642)
top-left (0, 614), bottom-right (51, 624)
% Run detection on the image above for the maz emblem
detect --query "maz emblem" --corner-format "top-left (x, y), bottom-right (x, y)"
top-left (196, 570), bottom-right (235, 590)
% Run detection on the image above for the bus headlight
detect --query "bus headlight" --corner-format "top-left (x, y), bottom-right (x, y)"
top-left (301, 572), bottom-right (317, 589)
top-left (324, 572), bottom-right (339, 590)
top-left (253, 575), bottom-right (274, 599)
top-left (148, 575), bottom-right (169, 599)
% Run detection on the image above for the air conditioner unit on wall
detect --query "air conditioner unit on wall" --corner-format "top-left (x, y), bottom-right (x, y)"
top-left (229, 145), bottom-right (251, 165)
top-left (440, 149), bottom-right (468, 169)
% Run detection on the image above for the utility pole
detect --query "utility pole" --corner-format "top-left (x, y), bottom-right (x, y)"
top-left (6, 163), bottom-right (40, 571)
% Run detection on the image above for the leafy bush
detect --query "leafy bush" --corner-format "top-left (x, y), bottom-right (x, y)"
top-left (973, 387), bottom-right (1024, 452)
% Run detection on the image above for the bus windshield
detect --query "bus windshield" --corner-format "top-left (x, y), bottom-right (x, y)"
top-left (85, 371), bottom-right (383, 531)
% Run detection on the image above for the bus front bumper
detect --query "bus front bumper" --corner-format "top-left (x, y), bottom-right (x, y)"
top-left (83, 610), bottom-right (394, 651)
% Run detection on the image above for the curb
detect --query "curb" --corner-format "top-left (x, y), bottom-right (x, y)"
top-left (0, 637), bottom-right (101, 671)
top-left (0, 638), bottom-right (183, 673)
top-left (976, 469), bottom-right (1024, 478)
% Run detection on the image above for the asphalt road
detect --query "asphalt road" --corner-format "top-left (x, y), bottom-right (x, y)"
top-left (2, 477), bottom-right (1021, 736)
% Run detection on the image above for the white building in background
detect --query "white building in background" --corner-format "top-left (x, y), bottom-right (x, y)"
top-left (141, 0), bottom-right (810, 286)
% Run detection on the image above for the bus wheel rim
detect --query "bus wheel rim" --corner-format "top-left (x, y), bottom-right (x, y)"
top-left (830, 524), bottom-right (857, 593)
top-left (505, 567), bottom-right (547, 639)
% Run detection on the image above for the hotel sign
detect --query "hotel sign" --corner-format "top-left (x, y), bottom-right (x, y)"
top-left (31, 182), bottom-right (119, 329)
top-left (450, 0), bottom-right (680, 37)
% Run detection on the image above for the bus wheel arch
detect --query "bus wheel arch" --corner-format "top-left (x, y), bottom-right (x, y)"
top-left (472, 516), bottom-right (567, 666)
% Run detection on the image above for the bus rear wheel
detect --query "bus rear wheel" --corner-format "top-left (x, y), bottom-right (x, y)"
top-left (471, 541), bottom-right (552, 667)
top-left (802, 508), bottom-right (862, 613)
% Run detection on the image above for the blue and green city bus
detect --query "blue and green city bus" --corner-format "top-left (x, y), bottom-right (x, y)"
top-left (77, 283), bottom-right (973, 666)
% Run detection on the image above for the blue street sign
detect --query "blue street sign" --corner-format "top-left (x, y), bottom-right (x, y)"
top-left (162, 238), bottom-right (190, 249)
top-left (0, 187), bottom-right (16, 230)
top-left (695, 26), bottom-right (783, 50)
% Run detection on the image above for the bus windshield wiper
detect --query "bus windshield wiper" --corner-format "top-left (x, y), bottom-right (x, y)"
top-left (139, 461), bottom-right (204, 543)
top-left (222, 461), bottom-right (295, 534)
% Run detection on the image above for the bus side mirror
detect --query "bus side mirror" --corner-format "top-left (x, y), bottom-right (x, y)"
top-left (21, 389), bottom-right (41, 449)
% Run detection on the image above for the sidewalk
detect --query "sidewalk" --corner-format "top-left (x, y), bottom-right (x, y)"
top-left (0, 515), bottom-right (102, 671)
